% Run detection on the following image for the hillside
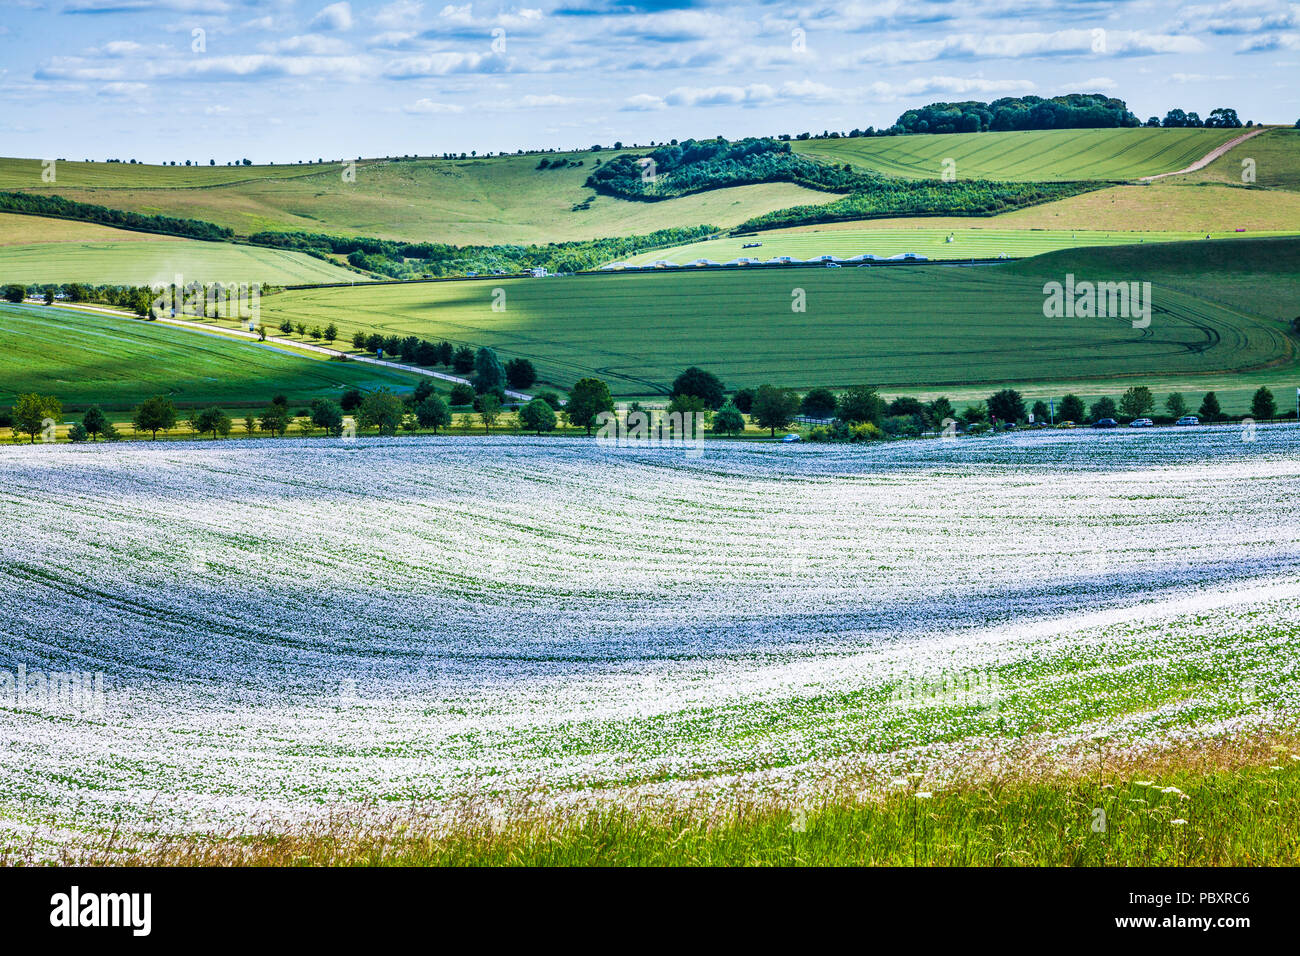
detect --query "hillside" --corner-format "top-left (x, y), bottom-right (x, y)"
top-left (793, 128), bottom-right (1240, 181)
top-left (1169, 126), bottom-right (1300, 191)
top-left (0, 152), bottom-right (839, 246)
top-left (621, 226), bottom-right (1291, 267)
top-left (0, 213), bottom-right (361, 285)
top-left (0, 302), bottom-right (423, 410)
top-left (258, 237), bottom-right (1299, 403)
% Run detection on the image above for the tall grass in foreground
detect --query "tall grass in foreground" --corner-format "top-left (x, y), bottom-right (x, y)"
top-left (54, 740), bottom-right (1300, 867)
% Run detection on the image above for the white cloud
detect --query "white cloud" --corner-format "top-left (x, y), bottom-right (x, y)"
top-left (519, 93), bottom-right (576, 107)
top-left (311, 2), bottom-right (354, 32)
top-left (403, 97), bottom-right (463, 113)
top-left (622, 93), bottom-right (666, 111)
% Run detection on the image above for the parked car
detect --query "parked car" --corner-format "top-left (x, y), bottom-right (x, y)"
top-left (1175, 416), bottom-right (1200, 426)
top-left (1092, 418), bottom-right (1119, 429)
top-left (781, 433), bottom-right (802, 443)
top-left (1058, 421), bottom-right (1077, 429)
top-left (824, 262), bottom-right (840, 268)
top-left (1128, 418), bottom-right (1154, 427)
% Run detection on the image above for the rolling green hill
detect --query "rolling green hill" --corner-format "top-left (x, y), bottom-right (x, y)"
top-left (0, 152), bottom-right (838, 246)
top-left (257, 238), bottom-right (1298, 407)
top-left (0, 303), bottom-right (423, 410)
top-left (793, 128), bottom-right (1240, 181)
top-left (1171, 127), bottom-right (1300, 191)
top-left (0, 214), bottom-right (360, 285)
top-left (621, 226), bottom-right (1292, 266)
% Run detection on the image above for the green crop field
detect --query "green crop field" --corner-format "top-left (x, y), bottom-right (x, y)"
top-left (1172, 126), bottom-right (1300, 191)
top-left (794, 127), bottom-right (1240, 181)
top-left (623, 226), bottom-right (1295, 266)
top-left (0, 213), bottom-right (360, 285)
top-left (0, 152), bottom-right (837, 246)
top-left (258, 238), bottom-right (1299, 408)
top-left (0, 303), bottom-right (424, 410)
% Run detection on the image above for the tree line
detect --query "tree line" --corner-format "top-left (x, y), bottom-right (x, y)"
top-left (0, 192), bottom-right (233, 241)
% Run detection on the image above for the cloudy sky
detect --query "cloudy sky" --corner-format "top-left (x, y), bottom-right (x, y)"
top-left (1, 0), bottom-right (1296, 162)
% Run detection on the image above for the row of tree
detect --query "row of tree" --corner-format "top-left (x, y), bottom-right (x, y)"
top-left (981, 386), bottom-right (1281, 426)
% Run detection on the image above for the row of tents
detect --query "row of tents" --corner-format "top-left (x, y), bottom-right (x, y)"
top-left (602, 253), bottom-right (930, 270)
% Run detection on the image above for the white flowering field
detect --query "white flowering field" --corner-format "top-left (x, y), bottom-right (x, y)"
top-left (1, 427), bottom-right (1298, 854)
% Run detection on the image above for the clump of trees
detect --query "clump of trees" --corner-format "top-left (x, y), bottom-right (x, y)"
top-left (894, 94), bottom-right (1140, 135)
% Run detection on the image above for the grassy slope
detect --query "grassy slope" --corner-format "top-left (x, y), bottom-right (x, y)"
top-left (1171, 126), bottom-right (1300, 191)
top-left (0, 152), bottom-right (839, 245)
top-left (794, 127), bottom-right (1239, 181)
top-left (0, 213), bottom-right (360, 285)
top-left (622, 227), bottom-right (1291, 266)
top-left (0, 303), bottom-right (423, 410)
top-left (260, 237), bottom-right (1299, 406)
top-left (107, 743), bottom-right (1300, 866)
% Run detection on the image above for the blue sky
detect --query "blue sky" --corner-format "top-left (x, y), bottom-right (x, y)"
top-left (1, 0), bottom-right (1296, 162)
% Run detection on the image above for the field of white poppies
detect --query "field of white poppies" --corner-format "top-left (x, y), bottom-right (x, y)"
top-left (1, 426), bottom-right (1298, 859)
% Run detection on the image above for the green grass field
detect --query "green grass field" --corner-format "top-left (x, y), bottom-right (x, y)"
top-left (794, 127), bottom-right (1241, 181)
top-left (0, 152), bottom-right (836, 246)
top-left (258, 238), bottom-right (1299, 406)
top-left (623, 226), bottom-right (1293, 266)
top-left (0, 213), bottom-right (360, 285)
top-left (1173, 126), bottom-right (1300, 191)
top-left (0, 303), bottom-right (423, 410)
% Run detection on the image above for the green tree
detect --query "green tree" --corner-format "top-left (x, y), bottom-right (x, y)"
top-left (751, 384), bottom-right (799, 436)
top-left (132, 395), bottom-right (177, 439)
top-left (1030, 400), bottom-right (1050, 424)
top-left (196, 406), bottom-right (232, 439)
top-left (323, 323), bottom-right (337, 343)
top-left (477, 393), bottom-right (503, 433)
top-left (1198, 391), bottom-right (1222, 422)
top-left (567, 377), bottom-right (614, 435)
top-left (13, 393), bottom-right (60, 443)
top-left (838, 385), bottom-right (886, 425)
top-left (712, 400), bottom-right (745, 435)
top-left (3, 284), bottom-right (25, 303)
top-left (1165, 392), bottom-right (1188, 418)
top-left (1119, 386), bottom-right (1155, 420)
top-left (671, 366), bottom-right (726, 409)
top-left (520, 397), bottom-right (557, 434)
top-left (452, 346), bottom-right (475, 373)
top-left (81, 405), bottom-right (111, 441)
top-left (310, 398), bottom-right (345, 437)
top-left (732, 388), bottom-right (755, 414)
top-left (505, 358), bottom-right (537, 389)
top-left (416, 396), bottom-right (452, 432)
top-left (259, 404), bottom-right (292, 437)
top-left (340, 388), bottom-right (364, 412)
top-left (927, 396), bottom-right (955, 427)
top-left (1059, 394), bottom-right (1085, 423)
top-left (1089, 397), bottom-right (1118, 422)
top-left (359, 388), bottom-right (405, 435)
top-left (413, 379), bottom-right (435, 405)
top-left (801, 387), bottom-right (837, 420)
top-left (473, 347), bottom-right (506, 393)
top-left (449, 383), bottom-right (475, 406)
top-left (987, 389), bottom-right (1026, 424)
top-left (1250, 386), bottom-right (1276, 421)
